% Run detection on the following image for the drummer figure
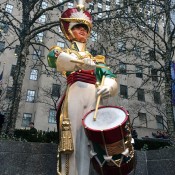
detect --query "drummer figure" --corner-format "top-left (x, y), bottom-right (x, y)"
top-left (47, 1), bottom-right (118, 174)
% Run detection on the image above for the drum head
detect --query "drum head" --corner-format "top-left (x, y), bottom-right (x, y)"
top-left (83, 106), bottom-right (127, 131)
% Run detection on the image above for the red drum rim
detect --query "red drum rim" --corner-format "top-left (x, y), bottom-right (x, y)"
top-left (82, 106), bottom-right (129, 132)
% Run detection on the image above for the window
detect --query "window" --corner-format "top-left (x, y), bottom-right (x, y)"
top-left (35, 32), bottom-right (44, 42)
top-left (120, 85), bottom-right (128, 99)
top-left (59, 0), bottom-right (64, 10)
top-left (21, 113), bottom-right (32, 127)
top-left (6, 87), bottom-right (13, 99)
top-left (91, 31), bottom-right (97, 41)
top-left (15, 45), bottom-right (20, 56)
top-left (33, 50), bottom-right (41, 60)
top-left (0, 22), bottom-right (9, 33)
top-left (116, 0), bottom-right (121, 7)
top-left (156, 115), bottom-right (164, 129)
top-left (52, 84), bottom-right (61, 97)
top-left (106, 5), bottom-right (110, 11)
top-left (138, 112), bottom-right (147, 127)
top-left (153, 91), bottom-right (161, 104)
top-left (57, 41), bottom-right (65, 48)
top-left (90, 48), bottom-right (97, 56)
top-left (117, 41), bottom-right (126, 52)
top-left (10, 65), bottom-right (16, 76)
top-left (106, 0), bottom-right (110, 6)
top-left (26, 90), bottom-right (35, 102)
top-left (134, 47), bottom-right (141, 57)
top-left (89, 2), bottom-right (94, 11)
top-left (68, 2), bottom-right (74, 8)
top-left (42, 1), bottom-right (48, 9)
top-left (5, 4), bottom-right (13, 13)
top-left (149, 50), bottom-right (156, 60)
top-left (98, 3), bottom-right (102, 8)
top-left (155, 23), bottom-right (159, 32)
top-left (151, 69), bottom-right (158, 81)
top-left (48, 109), bottom-right (57, 124)
top-left (137, 88), bottom-right (145, 101)
top-left (0, 41), bottom-right (5, 52)
top-left (136, 66), bottom-right (143, 78)
top-left (98, 3), bottom-right (102, 18)
top-left (119, 62), bottom-right (126, 74)
top-left (30, 69), bottom-right (38, 80)
top-left (58, 26), bottom-right (62, 33)
top-left (38, 14), bottom-right (46, 23)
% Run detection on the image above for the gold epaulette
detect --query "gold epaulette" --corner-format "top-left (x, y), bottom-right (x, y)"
top-left (93, 55), bottom-right (106, 64)
top-left (49, 45), bottom-right (62, 52)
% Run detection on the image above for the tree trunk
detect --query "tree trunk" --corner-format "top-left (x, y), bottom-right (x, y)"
top-left (165, 61), bottom-right (175, 134)
top-left (164, 0), bottom-right (175, 136)
top-left (6, 43), bottom-right (29, 136)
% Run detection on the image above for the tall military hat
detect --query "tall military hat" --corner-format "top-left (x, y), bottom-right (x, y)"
top-left (60, 0), bottom-right (93, 41)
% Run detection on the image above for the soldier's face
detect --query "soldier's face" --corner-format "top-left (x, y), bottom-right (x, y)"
top-left (71, 24), bottom-right (89, 43)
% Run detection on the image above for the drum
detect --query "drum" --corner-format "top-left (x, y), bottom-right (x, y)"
top-left (91, 155), bottom-right (135, 175)
top-left (82, 106), bottom-right (135, 175)
top-left (82, 106), bottom-right (132, 156)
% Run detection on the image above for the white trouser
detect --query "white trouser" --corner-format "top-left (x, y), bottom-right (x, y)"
top-left (61, 81), bottom-right (98, 175)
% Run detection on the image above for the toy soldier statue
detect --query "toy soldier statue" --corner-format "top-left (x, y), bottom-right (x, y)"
top-left (48, 1), bottom-right (134, 175)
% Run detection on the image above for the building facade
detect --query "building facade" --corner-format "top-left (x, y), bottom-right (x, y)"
top-left (0, 0), bottom-right (170, 138)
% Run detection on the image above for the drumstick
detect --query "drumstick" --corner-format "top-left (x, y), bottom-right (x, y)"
top-left (93, 75), bottom-right (105, 121)
top-left (70, 59), bottom-right (110, 70)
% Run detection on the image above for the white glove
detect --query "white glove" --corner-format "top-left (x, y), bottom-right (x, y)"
top-left (97, 85), bottom-right (111, 98)
top-left (80, 58), bottom-right (96, 70)
top-left (97, 77), bottom-right (118, 98)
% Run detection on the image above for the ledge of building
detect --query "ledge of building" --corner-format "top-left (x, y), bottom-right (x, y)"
top-left (0, 140), bottom-right (175, 175)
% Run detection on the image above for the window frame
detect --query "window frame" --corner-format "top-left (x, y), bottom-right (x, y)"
top-left (21, 113), bottom-right (32, 127)
top-left (41, 1), bottom-right (48, 9)
top-left (10, 65), bottom-right (16, 76)
top-left (35, 32), bottom-right (44, 42)
top-left (48, 109), bottom-right (57, 124)
top-left (119, 62), bottom-right (127, 74)
top-left (57, 41), bottom-right (65, 48)
top-left (68, 2), bottom-right (74, 8)
top-left (117, 40), bottom-right (126, 52)
top-left (26, 90), bottom-right (35, 102)
top-left (91, 31), bottom-right (98, 42)
top-left (0, 41), bottom-right (5, 52)
top-left (33, 50), bottom-right (41, 60)
top-left (136, 66), bottom-right (143, 78)
top-left (138, 112), bottom-right (147, 127)
top-left (151, 69), bottom-right (158, 81)
top-left (52, 84), bottom-right (61, 97)
top-left (120, 85), bottom-right (128, 99)
top-left (153, 91), bottom-right (161, 104)
top-left (0, 21), bottom-right (9, 33)
top-left (137, 88), bottom-right (145, 101)
top-left (30, 69), bottom-right (38, 81)
top-left (38, 14), bottom-right (46, 23)
top-left (156, 115), bottom-right (164, 129)
top-left (5, 4), bottom-right (13, 13)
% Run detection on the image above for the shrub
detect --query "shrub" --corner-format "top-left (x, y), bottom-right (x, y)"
top-left (14, 129), bottom-right (58, 143)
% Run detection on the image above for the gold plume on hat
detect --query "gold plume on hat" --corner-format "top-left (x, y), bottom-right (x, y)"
top-left (77, 0), bottom-right (93, 10)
